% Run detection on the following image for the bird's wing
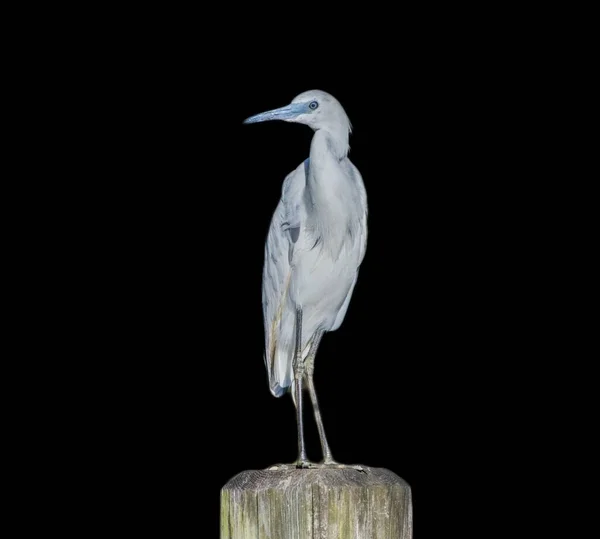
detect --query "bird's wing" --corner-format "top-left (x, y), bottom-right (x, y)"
top-left (329, 161), bottom-right (368, 331)
top-left (348, 161), bottom-right (368, 265)
top-left (262, 159), bottom-right (307, 397)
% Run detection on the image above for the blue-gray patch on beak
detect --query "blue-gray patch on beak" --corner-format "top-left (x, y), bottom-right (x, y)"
top-left (243, 103), bottom-right (308, 124)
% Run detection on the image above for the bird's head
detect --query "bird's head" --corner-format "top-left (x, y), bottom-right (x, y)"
top-left (243, 90), bottom-right (351, 135)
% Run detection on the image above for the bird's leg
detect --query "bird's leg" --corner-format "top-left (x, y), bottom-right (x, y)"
top-left (304, 330), bottom-right (336, 464)
top-left (293, 307), bottom-right (310, 469)
top-left (305, 331), bottom-right (366, 473)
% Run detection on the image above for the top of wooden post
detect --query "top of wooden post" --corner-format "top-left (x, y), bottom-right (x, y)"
top-left (222, 465), bottom-right (409, 492)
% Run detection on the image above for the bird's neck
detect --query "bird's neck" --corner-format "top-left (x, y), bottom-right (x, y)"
top-left (310, 125), bottom-right (350, 161)
top-left (306, 129), bottom-right (349, 219)
top-left (305, 130), bottom-right (355, 254)
top-left (307, 130), bottom-right (347, 198)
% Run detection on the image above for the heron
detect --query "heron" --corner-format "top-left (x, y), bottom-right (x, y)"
top-left (244, 90), bottom-right (367, 469)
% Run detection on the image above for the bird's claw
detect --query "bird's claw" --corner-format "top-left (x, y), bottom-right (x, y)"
top-left (266, 461), bottom-right (316, 471)
top-left (267, 464), bottom-right (285, 471)
top-left (323, 462), bottom-right (367, 473)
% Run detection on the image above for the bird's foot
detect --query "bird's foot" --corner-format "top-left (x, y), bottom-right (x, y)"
top-left (321, 459), bottom-right (367, 473)
top-left (266, 459), bottom-right (317, 471)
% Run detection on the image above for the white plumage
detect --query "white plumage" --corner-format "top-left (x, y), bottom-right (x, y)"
top-left (244, 90), bottom-right (367, 467)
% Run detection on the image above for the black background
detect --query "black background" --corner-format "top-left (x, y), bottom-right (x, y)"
top-left (49, 12), bottom-right (559, 537)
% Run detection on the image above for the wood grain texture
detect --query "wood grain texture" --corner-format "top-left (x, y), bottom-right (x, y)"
top-left (221, 466), bottom-right (412, 538)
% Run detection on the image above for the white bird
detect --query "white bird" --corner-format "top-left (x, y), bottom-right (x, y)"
top-left (244, 90), bottom-right (367, 469)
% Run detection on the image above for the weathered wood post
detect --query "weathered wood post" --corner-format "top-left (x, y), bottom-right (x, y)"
top-left (220, 466), bottom-right (412, 538)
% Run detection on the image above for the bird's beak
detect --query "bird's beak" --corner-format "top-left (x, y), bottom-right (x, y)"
top-left (243, 103), bottom-right (306, 124)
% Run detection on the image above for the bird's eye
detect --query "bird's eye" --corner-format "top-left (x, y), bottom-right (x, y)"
top-left (309, 101), bottom-right (319, 110)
